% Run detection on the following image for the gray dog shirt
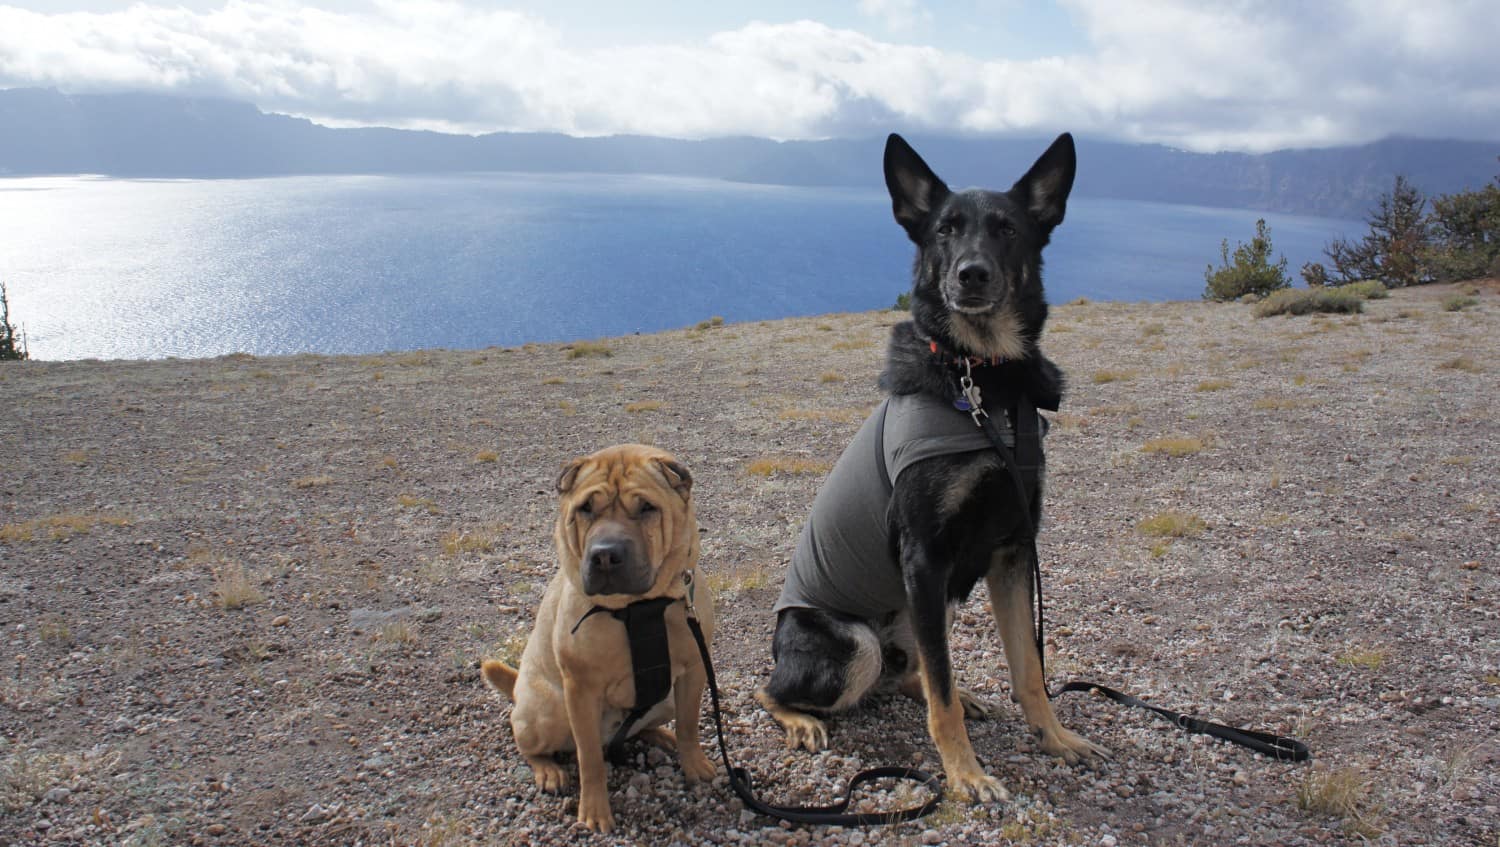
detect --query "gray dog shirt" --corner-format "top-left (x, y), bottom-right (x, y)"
top-left (774, 392), bottom-right (1031, 621)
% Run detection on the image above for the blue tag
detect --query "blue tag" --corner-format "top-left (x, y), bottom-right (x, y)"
top-left (953, 397), bottom-right (972, 412)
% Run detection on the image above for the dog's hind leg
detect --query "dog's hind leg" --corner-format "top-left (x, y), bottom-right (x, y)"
top-left (986, 565), bottom-right (1108, 764)
top-left (759, 608), bottom-right (881, 751)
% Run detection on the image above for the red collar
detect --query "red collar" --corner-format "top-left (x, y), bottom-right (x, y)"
top-left (924, 339), bottom-right (1008, 368)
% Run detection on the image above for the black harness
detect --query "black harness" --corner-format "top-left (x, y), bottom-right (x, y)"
top-left (571, 595), bottom-right (679, 763)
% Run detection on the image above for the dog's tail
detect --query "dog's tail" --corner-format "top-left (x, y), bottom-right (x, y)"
top-left (480, 660), bottom-right (519, 699)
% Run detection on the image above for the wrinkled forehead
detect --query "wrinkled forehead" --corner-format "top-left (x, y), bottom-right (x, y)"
top-left (573, 458), bottom-right (666, 500)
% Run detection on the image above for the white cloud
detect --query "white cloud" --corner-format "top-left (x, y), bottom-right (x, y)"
top-left (0, 0), bottom-right (1497, 151)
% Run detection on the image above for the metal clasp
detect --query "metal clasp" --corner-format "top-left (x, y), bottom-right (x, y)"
top-left (960, 358), bottom-right (987, 427)
top-left (682, 570), bottom-right (698, 620)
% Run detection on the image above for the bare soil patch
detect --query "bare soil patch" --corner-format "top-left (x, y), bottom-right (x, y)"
top-left (2, 283), bottom-right (1496, 845)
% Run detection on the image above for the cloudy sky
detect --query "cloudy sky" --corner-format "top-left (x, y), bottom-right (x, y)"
top-left (1, 0), bottom-right (1497, 152)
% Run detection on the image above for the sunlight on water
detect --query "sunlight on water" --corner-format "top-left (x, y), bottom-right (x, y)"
top-left (0, 173), bottom-right (1358, 360)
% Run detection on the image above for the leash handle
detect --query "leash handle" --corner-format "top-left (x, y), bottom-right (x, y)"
top-left (1054, 682), bottom-right (1311, 761)
top-left (686, 617), bottom-right (945, 826)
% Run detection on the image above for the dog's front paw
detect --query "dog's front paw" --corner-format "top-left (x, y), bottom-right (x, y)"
top-left (782, 714), bottom-right (829, 751)
top-left (1038, 724), bottom-right (1110, 765)
top-left (679, 745), bottom-right (717, 784)
top-left (957, 687), bottom-right (1000, 720)
top-left (576, 793), bottom-right (614, 834)
top-left (528, 756), bottom-right (570, 793)
top-left (948, 767), bottom-right (1010, 804)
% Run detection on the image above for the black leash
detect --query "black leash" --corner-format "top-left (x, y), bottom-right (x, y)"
top-left (959, 367), bottom-right (1311, 763)
top-left (685, 613), bottom-right (946, 826)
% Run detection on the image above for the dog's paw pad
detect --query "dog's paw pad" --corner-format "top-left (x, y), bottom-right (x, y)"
top-left (532, 760), bottom-right (570, 793)
top-left (1039, 726), bottom-right (1109, 765)
top-left (951, 771), bottom-right (1010, 804)
top-left (785, 717), bottom-right (829, 752)
top-left (957, 687), bottom-right (999, 719)
top-left (680, 749), bottom-right (717, 784)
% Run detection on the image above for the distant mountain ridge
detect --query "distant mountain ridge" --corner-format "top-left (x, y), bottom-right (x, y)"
top-left (2, 87), bottom-right (1496, 218)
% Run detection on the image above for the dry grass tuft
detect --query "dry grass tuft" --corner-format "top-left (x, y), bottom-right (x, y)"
top-left (819, 371), bottom-right (845, 383)
top-left (211, 562), bottom-right (266, 609)
top-left (1196, 379), bottom-right (1232, 392)
top-left (1335, 649), bottom-right (1386, 670)
top-left (291, 474), bottom-right (334, 489)
top-left (1092, 369), bottom-right (1138, 384)
top-left (1137, 511), bottom-right (1207, 538)
top-left (625, 400), bottom-right (663, 413)
top-left (441, 527), bottom-right (500, 556)
top-left (705, 564), bottom-right (771, 598)
top-left (745, 456), bottom-right (833, 477)
top-left (1, 741), bottom-right (122, 814)
top-left (1437, 356), bottom-right (1483, 373)
top-left (0, 513), bottom-right (131, 543)
top-left (1296, 767), bottom-right (1383, 838)
top-left (474, 450), bottom-right (499, 463)
top-left (831, 339), bottom-right (876, 351)
top-left (1140, 436), bottom-right (1206, 457)
top-left (397, 494), bottom-right (440, 514)
top-left (566, 341), bottom-right (613, 359)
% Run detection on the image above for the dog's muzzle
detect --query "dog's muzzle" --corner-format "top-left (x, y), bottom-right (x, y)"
top-left (581, 534), bottom-right (653, 595)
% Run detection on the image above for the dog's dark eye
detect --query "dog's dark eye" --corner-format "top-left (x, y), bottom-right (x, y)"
top-left (997, 219), bottom-right (1017, 237)
top-left (936, 222), bottom-right (955, 237)
top-left (576, 501), bottom-right (594, 518)
top-left (638, 501), bottom-right (658, 517)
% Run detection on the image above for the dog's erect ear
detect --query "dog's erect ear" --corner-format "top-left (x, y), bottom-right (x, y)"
top-left (653, 458), bottom-right (693, 499)
top-left (556, 458), bottom-right (585, 494)
top-left (1010, 132), bottom-right (1076, 233)
top-left (884, 134), bottom-right (950, 239)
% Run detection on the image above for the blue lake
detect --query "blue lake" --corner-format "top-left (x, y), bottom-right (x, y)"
top-left (0, 172), bottom-right (1360, 361)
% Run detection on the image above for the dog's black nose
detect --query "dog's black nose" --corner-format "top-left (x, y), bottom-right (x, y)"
top-left (956, 260), bottom-right (992, 286)
top-left (588, 540), bottom-right (629, 570)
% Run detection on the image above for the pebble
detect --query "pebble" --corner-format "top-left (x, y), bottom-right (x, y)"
top-left (271, 615), bottom-right (290, 627)
top-left (44, 787), bottom-right (70, 804)
top-left (205, 823), bottom-right (227, 836)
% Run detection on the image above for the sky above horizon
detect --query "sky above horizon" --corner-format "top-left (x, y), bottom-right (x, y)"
top-left (1, 0), bottom-right (1497, 153)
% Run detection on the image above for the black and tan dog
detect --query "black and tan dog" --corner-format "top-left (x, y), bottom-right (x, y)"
top-left (482, 444), bottom-right (715, 833)
top-left (756, 134), bottom-right (1106, 802)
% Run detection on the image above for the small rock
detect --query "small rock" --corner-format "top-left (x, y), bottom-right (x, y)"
top-left (271, 615), bottom-right (290, 627)
top-left (44, 787), bottom-right (70, 804)
top-left (205, 823), bottom-right (227, 836)
top-left (921, 830), bottom-right (943, 844)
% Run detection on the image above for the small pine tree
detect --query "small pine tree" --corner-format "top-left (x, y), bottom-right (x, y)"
top-left (1424, 164), bottom-right (1500, 283)
top-left (1325, 175), bottom-right (1429, 287)
top-left (0, 282), bottom-right (29, 361)
top-left (1203, 218), bottom-right (1290, 301)
top-left (1301, 261), bottom-right (1329, 287)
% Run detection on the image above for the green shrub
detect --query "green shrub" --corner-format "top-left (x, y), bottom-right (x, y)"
top-left (1253, 288), bottom-right (1364, 318)
top-left (1204, 219), bottom-right (1291, 301)
top-left (1442, 295), bottom-right (1479, 312)
top-left (1334, 280), bottom-right (1389, 300)
top-left (894, 291), bottom-right (911, 311)
top-left (0, 282), bottom-right (28, 362)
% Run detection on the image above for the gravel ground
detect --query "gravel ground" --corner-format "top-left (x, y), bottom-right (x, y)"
top-left (1, 282), bottom-right (1496, 846)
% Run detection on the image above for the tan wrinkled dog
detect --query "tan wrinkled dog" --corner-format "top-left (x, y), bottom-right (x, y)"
top-left (481, 444), bottom-right (716, 834)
